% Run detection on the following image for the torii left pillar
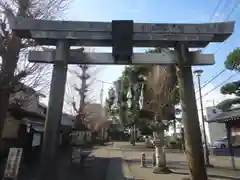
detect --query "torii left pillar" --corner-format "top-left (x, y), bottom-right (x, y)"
top-left (39, 41), bottom-right (70, 180)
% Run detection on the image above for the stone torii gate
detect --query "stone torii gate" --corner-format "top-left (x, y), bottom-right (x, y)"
top-left (8, 17), bottom-right (234, 180)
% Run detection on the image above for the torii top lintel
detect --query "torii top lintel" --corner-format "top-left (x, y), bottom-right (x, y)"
top-left (8, 17), bottom-right (234, 48)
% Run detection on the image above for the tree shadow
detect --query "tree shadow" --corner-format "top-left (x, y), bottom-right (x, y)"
top-left (124, 159), bottom-right (240, 180)
top-left (17, 147), bottom-right (108, 180)
top-left (106, 157), bottom-right (136, 180)
top-left (168, 161), bottom-right (239, 171)
top-left (166, 161), bottom-right (240, 180)
top-left (172, 171), bottom-right (240, 180)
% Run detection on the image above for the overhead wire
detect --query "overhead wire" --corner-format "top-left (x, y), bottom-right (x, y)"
top-left (208, 0), bottom-right (224, 21)
top-left (195, 0), bottom-right (240, 95)
top-left (196, 73), bottom-right (238, 101)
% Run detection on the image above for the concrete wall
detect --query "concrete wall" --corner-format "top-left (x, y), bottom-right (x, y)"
top-left (207, 122), bottom-right (226, 144)
top-left (205, 106), bottom-right (227, 144)
top-left (61, 113), bottom-right (75, 126)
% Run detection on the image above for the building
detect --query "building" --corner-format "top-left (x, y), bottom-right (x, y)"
top-left (205, 106), bottom-right (227, 145)
top-left (206, 106), bottom-right (240, 144)
top-left (1, 85), bottom-right (46, 161)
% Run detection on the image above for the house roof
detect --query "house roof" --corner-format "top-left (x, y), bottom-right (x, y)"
top-left (207, 108), bottom-right (240, 123)
top-left (8, 106), bottom-right (45, 120)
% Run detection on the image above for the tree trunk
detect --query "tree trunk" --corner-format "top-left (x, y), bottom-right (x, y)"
top-left (133, 124), bottom-right (136, 145)
top-left (130, 127), bottom-right (135, 146)
top-left (173, 119), bottom-right (176, 136)
top-left (153, 130), bottom-right (172, 174)
top-left (0, 36), bottom-right (21, 179)
top-left (0, 36), bottom-right (21, 140)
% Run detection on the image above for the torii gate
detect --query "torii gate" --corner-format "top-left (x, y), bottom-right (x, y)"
top-left (8, 17), bottom-right (234, 180)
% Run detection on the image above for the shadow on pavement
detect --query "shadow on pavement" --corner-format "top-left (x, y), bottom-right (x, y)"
top-left (123, 158), bottom-right (240, 180)
top-left (57, 156), bottom-right (109, 180)
top-left (172, 171), bottom-right (240, 180)
top-left (168, 161), bottom-right (240, 172)
top-left (17, 148), bottom-right (110, 180)
top-left (106, 157), bottom-right (146, 180)
top-left (125, 159), bottom-right (239, 171)
top-left (106, 157), bottom-right (127, 180)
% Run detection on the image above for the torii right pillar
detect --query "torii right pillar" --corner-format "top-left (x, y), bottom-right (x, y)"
top-left (176, 43), bottom-right (208, 179)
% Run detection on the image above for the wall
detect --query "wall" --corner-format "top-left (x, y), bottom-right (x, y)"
top-left (2, 113), bottom-right (21, 139)
top-left (207, 123), bottom-right (226, 144)
top-left (61, 113), bottom-right (75, 126)
top-left (205, 106), bottom-right (227, 144)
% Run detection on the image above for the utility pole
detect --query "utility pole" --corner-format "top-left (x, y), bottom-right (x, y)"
top-left (98, 79), bottom-right (114, 141)
top-left (100, 81), bottom-right (104, 140)
top-left (96, 79), bottom-right (113, 108)
top-left (194, 69), bottom-right (211, 167)
top-left (100, 81), bottom-right (104, 108)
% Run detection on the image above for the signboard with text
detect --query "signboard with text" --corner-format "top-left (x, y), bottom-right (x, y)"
top-left (3, 148), bottom-right (23, 180)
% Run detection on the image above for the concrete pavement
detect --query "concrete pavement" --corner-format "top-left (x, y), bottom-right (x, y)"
top-left (110, 141), bottom-right (240, 180)
top-left (17, 142), bottom-right (240, 180)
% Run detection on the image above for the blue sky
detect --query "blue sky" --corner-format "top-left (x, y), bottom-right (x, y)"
top-left (40, 0), bottom-right (240, 114)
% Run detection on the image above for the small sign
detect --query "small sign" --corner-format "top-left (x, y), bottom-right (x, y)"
top-left (3, 148), bottom-right (23, 180)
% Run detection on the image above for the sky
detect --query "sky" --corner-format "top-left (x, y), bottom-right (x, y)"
top-left (39, 0), bottom-right (240, 119)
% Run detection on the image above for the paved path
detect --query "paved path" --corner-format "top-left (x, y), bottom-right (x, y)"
top-left (13, 142), bottom-right (240, 180)
top-left (57, 146), bottom-right (110, 180)
top-left (18, 145), bottom-right (111, 180)
top-left (111, 141), bottom-right (240, 180)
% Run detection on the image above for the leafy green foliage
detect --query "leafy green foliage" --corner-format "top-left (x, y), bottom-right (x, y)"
top-left (217, 48), bottom-right (240, 110)
top-left (116, 48), bottom-right (180, 130)
top-left (216, 98), bottom-right (240, 111)
top-left (115, 65), bottom-right (149, 126)
top-left (220, 81), bottom-right (240, 96)
top-left (225, 48), bottom-right (240, 71)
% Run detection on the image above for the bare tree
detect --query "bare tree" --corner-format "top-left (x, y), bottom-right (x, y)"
top-left (64, 53), bottom-right (102, 128)
top-left (0, 0), bottom-right (72, 149)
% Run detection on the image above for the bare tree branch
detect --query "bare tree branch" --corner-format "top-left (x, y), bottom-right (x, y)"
top-left (0, 0), bottom-right (74, 141)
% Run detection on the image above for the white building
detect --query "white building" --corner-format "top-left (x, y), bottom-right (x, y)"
top-left (205, 106), bottom-right (226, 145)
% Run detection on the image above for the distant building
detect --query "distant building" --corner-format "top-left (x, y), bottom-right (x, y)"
top-left (1, 85), bottom-right (46, 159)
top-left (205, 106), bottom-right (227, 145)
top-left (82, 103), bottom-right (109, 130)
top-left (206, 106), bottom-right (240, 147)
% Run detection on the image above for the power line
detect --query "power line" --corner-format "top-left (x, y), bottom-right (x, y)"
top-left (215, 0), bottom-right (233, 21)
top-left (196, 0), bottom-right (240, 91)
top-left (201, 0), bottom-right (239, 53)
top-left (225, 0), bottom-right (240, 20)
top-left (194, 0), bottom-right (228, 91)
top-left (210, 0), bottom-right (240, 54)
top-left (196, 73), bottom-right (238, 101)
top-left (195, 69), bottom-right (226, 93)
top-left (209, 0), bottom-right (224, 21)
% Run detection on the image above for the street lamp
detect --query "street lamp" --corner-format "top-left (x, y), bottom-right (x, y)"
top-left (193, 69), bottom-right (211, 166)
